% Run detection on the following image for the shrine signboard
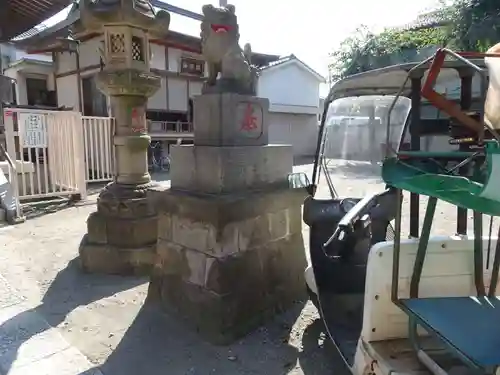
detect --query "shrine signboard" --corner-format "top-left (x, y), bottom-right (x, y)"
top-left (20, 113), bottom-right (47, 148)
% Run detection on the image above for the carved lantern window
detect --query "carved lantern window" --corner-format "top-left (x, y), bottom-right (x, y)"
top-left (102, 26), bottom-right (150, 71)
top-left (131, 36), bottom-right (145, 62)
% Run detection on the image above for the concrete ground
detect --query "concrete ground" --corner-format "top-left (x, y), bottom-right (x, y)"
top-left (0, 160), bottom-right (497, 375)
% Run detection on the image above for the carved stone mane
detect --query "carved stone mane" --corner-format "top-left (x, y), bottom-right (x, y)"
top-left (200, 4), bottom-right (258, 95)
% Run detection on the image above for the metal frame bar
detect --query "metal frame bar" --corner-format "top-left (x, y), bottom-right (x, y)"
top-left (390, 188), bottom-right (403, 303)
top-left (457, 73), bottom-right (473, 235)
top-left (473, 211), bottom-right (486, 296)
top-left (410, 76), bottom-right (422, 238)
top-left (409, 196), bottom-right (437, 298)
top-left (421, 48), bottom-right (494, 141)
top-left (488, 225), bottom-right (500, 297)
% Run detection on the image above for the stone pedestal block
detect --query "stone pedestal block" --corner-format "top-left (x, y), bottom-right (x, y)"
top-left (147, 187), bottom-right (307, 345)
top-left (193, 93), bottom-right (269, 146)
top-left (170, 144), bottom-right (293, 194)
top-left (79, 183), bottom-right (158, 276)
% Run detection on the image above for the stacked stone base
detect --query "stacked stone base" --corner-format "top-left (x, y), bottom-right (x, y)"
top-left (147, 187), bottom-right (307, 344)
top-left (79, 184), bottom-right (158, 276)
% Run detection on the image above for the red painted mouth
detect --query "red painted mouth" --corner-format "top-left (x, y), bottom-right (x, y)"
top-left (211, 24), bottom-right (230, 33)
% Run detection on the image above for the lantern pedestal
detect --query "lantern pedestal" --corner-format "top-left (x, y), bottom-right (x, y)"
top-left (79, 184), bottom-right (158, 275)
top-left (79, 69), bottom-right (162, 275)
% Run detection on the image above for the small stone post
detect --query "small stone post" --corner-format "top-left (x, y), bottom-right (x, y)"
top-left (77, 0), bottom-right (171, 275)
top-left (148, 4), bottom-right (307, 344)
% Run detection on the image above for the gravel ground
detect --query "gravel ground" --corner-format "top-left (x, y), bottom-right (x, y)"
top-left (0, 161), bottom-right (497, 375)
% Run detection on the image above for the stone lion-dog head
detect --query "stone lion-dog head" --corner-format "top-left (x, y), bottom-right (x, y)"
top-left (200, 4), bottom-right (240, 63)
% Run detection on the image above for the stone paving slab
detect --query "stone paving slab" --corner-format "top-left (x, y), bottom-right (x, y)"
top-left (5, 347), bottom-right (101, 375)
top-left (0, 275), bottom-right (24, 310)
top-left (0, 280), bottom-right (102, 375)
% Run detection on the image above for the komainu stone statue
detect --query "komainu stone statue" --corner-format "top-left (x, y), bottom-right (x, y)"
top-left (200, 4), bottom-right (258, 95)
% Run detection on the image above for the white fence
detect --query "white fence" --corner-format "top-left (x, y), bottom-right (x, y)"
top-left (82, 116), bottom-right (115, 183)
top-left (3, 108), bottom-right (87, 201)
top-left (2, 109), bottom-right (116, 204)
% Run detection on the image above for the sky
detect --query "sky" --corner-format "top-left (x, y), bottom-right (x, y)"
top-left (40, 0), bottom-right (446, 97)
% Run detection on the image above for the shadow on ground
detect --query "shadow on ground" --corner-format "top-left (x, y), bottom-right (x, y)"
top-left (18, 180), bottom-right (108, 221)
top-left (20, 172), bottom-right (171, 222)
top-left (300, 319), bottom-right (350, 375)
top-left (294, 156), bottom-right (315, 166)
top-left (87, 300), bottom-right (340, 375)
top-left (0, 257), bottom-right (339, 375)
top-left (0, 259), bottom-right (145, 374)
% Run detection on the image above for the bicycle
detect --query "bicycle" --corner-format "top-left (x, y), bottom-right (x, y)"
top-left (148, 141), bottom-right (171, 172)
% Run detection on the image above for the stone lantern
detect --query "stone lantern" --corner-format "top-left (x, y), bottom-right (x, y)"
top-left (77, 0), bottom-right (170, 275)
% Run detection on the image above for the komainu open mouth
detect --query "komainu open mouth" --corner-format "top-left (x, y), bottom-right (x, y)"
top-left (211, 24), bottom-right (230, 33)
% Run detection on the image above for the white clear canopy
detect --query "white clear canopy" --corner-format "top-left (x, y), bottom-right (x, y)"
top-left (322, 95), bottom-right (411, 163)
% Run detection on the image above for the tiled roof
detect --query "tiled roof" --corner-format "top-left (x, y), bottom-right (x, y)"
top-left (11, 24), bottom-right (49, 42)
top-left (11, 1), bottom-right (281, 66)
top-left (261, 54), bottom-right (295, 69)
top-left (260, 54), bottom-right (326, 82)
top-left (13, 0), bottom-right (205, 42)
top-left (1, 0), bottom-right (70, 42)
top-left (396, 6), bottom-right (453, 31)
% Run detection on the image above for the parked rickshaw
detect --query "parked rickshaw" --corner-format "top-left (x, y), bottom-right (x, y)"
top-left (304, 48), bottom-right (500, 375)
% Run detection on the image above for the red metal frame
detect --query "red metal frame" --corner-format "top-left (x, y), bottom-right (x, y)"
top-left (421, 48), bottom-right (500, 134)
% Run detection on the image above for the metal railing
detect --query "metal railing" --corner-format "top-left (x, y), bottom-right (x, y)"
top-left (82, 116), bottom-right (115, 183)
top-left (148, 121), bottom-right (193, 134)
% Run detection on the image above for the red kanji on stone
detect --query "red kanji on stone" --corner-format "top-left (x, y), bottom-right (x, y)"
top-left (241, 103), bottom-right (257, 131)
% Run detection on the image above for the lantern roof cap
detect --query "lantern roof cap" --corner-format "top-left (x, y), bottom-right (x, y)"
top-left (78, 0), bottom-right (170, 35)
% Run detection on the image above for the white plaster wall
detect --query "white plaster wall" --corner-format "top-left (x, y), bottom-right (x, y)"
top-left (13, 81), bottom-right (23, 106)
top-left (79, 38), bottom-right (103, 69)
top-left (56, 75), bottom-right (80, 110)
top-left (56, 51), bottom-right (77, 75)
top-left (168, 78), bottom-right (187, 111)
top-left (4, 64), bottom-right (54, 105)
top-left (15, 50), bottom-right (51, 63)
top-left (3, 69), bottom-right (24, 104)
top-left (167, 48), bottom-right (182, 72)
top-left (148, 77), bottom-right (167, 109)
top-left (258, 63), bottom-right (320, 109)
top-left (188, 81), bottom-right (202, 98)
top-left (150, 44), bottom-right (166, 70)
top-left (268, 113), bottom-right (319, 157)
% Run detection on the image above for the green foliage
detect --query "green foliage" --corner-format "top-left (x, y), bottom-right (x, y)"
top-left (451, 0), bottom-right (500, 52)
top-left (328, 25), bottom-right (451, 82)
top-left (328, 0), bottom-right (500, 83)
